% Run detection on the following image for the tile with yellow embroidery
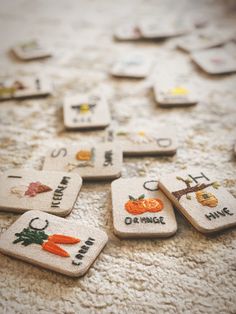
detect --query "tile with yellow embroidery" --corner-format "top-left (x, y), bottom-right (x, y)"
top-left (0, 76), bottom-right (52, 101)
top-left (11, 40), bottom-right (52, 61)
top-left (0, 210), bottom-right (108, 277)
top-left (42, 143), bottom-right (122, 180)
top-left (63, 94), bottom-right (111, 129)
top-left (159, 169), bottom-right (236, 233)
top-left (0, 169), bottom-right (82, 216)
top-left (111, 178), bottom-right (177, 238)
top-left (103, 127), bottom-right (177, 156)
top-left (154, 76), bottom-right (198, 107)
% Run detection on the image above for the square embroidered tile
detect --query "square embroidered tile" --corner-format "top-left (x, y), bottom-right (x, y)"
top-left (177, 30), bottom-right (232, 52)
top-left (111, 54), bottom-right (151, 78)
top-left (0, 169), bottom-right (82, 216)
top-left (11, 40), bottom-right (52, 61)
top-left (0, 210), bottom-right (108, 277)
top-left (191, 47), bottom-right (236, 74)
top-left (43, 143), bottom-right (122, 180)
top-left (63, 94), bottom-right (111, 129)
top-left (114, 24), bottom-right (142, 41)
top-left (104, 128), bottom-right (177, 156)
top-left (0, 77), bottom-right (52, 101)
top-left (154, 74), bottom-right (198, 107)
top-left (139, 20), bottom-right (191, 39)
top-left (111, 178), bottom-right (177, 238)
top-left (159, 169), bottom-right (236, 234)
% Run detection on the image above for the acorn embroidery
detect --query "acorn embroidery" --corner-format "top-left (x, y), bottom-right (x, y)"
top-left (125, 194), bottom-right (164, 215)
top-left (13, 227), bottom-right (80, 257)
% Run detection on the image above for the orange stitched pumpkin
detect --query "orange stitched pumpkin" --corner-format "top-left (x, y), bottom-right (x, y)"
top-left (76, 150), bottom-right (91, 161)
top-left (125, 194), bottom-right (164, 215)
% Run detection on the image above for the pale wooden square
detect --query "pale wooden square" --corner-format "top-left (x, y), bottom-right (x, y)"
top-left (159, 169), bottom-right (236, 234)
top-left (0, 210), bottom-right (108, 277)
top-left (111, 178), bottom-right (177, 238)
top-left (154, 74), bottom-right (198, 107)
top-left (43, 143), bottom-right (122, 180)
top-left (0, 76), bottom-right (52, 101)
top-left (139, 20), bottom-right (191, 39)
top-left (11, 40), bottom-right (52, 61)
top-left (177, 31), bottom-right (232, 52)
top-left (104, 128), bottom-right (177, 156)
top-left (111, 54), bottom-right (151, 78)
top-left (191, 47), bottom-right (236, 74)
top-left (0, 169), bottom-right (82, 216)
top-left (63, 94), bottom-right (111, 129)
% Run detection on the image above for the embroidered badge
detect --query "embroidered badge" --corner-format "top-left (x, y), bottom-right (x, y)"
top-left (11, 181), bottom-right (52, 198)
top-left (125, 194), bottom-right (164, 215)
top-left (13, 218), bottom-right (80, 257)
top-left (172, 175), bottom-right (220, 207)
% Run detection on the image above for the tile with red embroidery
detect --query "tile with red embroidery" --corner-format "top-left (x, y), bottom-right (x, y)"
top-left (177, 30), bottom-right (232, 52)
top-left (11, 40), bottom-right (52, 61)
top-left (191, 46), bottom-right (236, 74)
top-left (43, 143), bottom-right (122, 180)
top-left (0, 210), bottom-right (108, 277)
top-left (0, 76), bottom-right (52, 101)
top-left (111, 178), bottom-right (177, 238)
top-left (63, 94), bottom-right (111, 129)
top-left (0, 169), bottom-right (82, 216)
top-left (153, 74), bottom-right (198, 107)
top-left (159, 169), bottom-right (236, 234)
top-left (103, 127), bottom-right (177, 156)
top-left (114, 24), bottom-right (142, 41)
top-left (111, 54), bottom-right (151, 78)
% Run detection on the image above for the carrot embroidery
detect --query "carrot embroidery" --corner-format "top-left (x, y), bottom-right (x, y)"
top-left (125, 194), bottom-right (164, 215)
top-left (13, 227), bottom-right (80, 257)
top-left (42, 241), bottom-right (69, 257)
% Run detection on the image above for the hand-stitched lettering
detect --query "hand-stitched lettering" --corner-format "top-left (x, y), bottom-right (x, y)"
top-left (72, 237), bottom-right (95, 266)
top-left (51, 176), bottom-right (71, 208)
top-left (205, 207), bottom-right (234, 221)
top-left (125, 216), bottom-right (165, 225)
top-left (103, 150), bottom-right (113, 166)
top-left (51, 148), bottom-right (67, 158)
top-left (143, 180), bottom-right (159, 191)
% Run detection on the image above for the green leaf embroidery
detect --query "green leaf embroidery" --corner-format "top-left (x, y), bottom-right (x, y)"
top-left (138, 194), bottom-right (145, 200)
top-left (186, 194), bottom-right (191, 200)
top-left (13, 228), bottom-right (48, 246)
top-left (128, 195), bottom-right (136, 201)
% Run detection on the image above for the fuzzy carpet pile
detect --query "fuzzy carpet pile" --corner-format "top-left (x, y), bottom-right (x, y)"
top-left (0, 0), bottom-right (236, 313)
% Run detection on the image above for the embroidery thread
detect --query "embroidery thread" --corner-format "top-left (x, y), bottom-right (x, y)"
top-left (13, 218), bottom-right (80, 258)
top-left (172, 174), bottom-right (220, 207)
top-left (125, 194), bottom-right (164, 215)
top-left (66, 148), bottom-right (95, 171)
top-left (11, 181), bottom-right (52, 198)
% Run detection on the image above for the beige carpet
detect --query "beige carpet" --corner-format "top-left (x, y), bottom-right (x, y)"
top-left (0, 0), bottom-right (236, 313)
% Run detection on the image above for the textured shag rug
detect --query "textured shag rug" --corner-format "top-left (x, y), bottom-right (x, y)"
top-left (0, 0), bottom-right (236, 313)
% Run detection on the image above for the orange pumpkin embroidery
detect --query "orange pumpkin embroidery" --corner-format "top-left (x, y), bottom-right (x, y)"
top-left (76, 150), bottom-right (92, 161)
top-left (125, 194), bottom-right (164, 215)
